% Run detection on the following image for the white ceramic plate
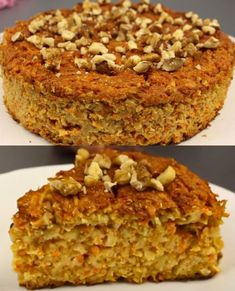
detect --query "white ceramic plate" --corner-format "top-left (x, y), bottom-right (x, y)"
top-left (0, 33), bottom-right (235, 145)
top-left (0, 165), bottom-right (235, 291)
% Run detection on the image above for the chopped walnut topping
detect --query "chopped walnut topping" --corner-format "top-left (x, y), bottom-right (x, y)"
top-left (199, 37), bottom-right (220, 49)
top-left (171, 41), bottom-right (182, 52)
top-left (130, 170), bottom-right (145, 191)
top-left (174, 17), bottom-right (185, 25)
top-left (41, 47), bottom-right (60, 59)
top-left (185, 11), bottom-right (193, 19)
top-left (84, 175), bottom-right (99, 186)
top-left (11, 32), bottom-right (23, 42)
top-left (172, 29), bottom-right (184, 41)
top-left (64, 149), bottom-right (178, 194)
top-left (142, 53), bottom-right (160, 62)
top-left (149, 178), bottom-right (164, 191)
top-left (183, 24), bottom-right (192, 31)
top-left (114, 169), bottom-right (132, 185)
top-left (209, 19), bottom-right (220, 28)
top-left (157, 166), bottom-right (176, 186)
top-left (41, 48), bottom-right (61, 70)
top-left (93, 153), bottom-right (111, 169)
top-left (49, 176), bottom-right (82, 196)
top-left (91, 53), bottom-right (121, 73)
top-left (75, 36), bottom-right (90, 48)
top-left (28, 17), bottom-right (45, 33)
top-left (127, 40), bottom-right (138, 50)
top-left (138, 4), bottom-right (149, 13)
top-left (75, 57), bottom-right (90, 70)
top-left (75, 148), bottom-right (90, 165)
top-left (80, 47), bottom-right (88, 55)
top-left (84, 161), bottom-right (103, 186)
top-left (89, 42), bottom-right (108, 54)
top-left (26, 35), bottom-right (43, 49)
top-left (126, 55), bottom-right (142, 67)
top-left (202, 26), bottom-right (216, 35)
top-left (154, 3), bottom-right (163, 14)
top-left (58, 41), bottom-right (77, 51)
top-left (61, 30), bottom-right (75, 41)
top-left (133, 61), bottom-right (151, 73)
top-left (43, 37), bottom-right (55, 47)
top-left (113, 154), bottom-right (134, 165)
top-left (73, 12), bottom-right (82, 27)
top-left (184, 43), bottom-right (197, 56)
top-left (65, 42), bottom-right (77, 51)
top-left (115, 46), bottom-right (126, 53)
top-left (101, 36), bottom-right (110, 44)
top-left (116, 31), bottom-right (126, 41)
top-left (161, 58), bottom-right (184, 72)
top-left (21, 1), bottom-right (222, 75)
top-left (57, 18), bottom-right (68, 34)
top-left (104, 180), bottom-right (117, 192)
top-left (143, 45), bottom-right (153, 54)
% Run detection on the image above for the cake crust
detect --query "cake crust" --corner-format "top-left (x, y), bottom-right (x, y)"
top-left (15, 149), bottom-right (224, 224)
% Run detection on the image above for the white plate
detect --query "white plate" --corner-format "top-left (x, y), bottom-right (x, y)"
top-left (0, 33), bottom-right (235, 145)
top-left (0, 164), bottom-right (235, 291)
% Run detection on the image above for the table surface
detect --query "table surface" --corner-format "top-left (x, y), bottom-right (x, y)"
top-left (0, 0), bottom-right (235, 36)
top-left (0, 146), bottom-right (235, 192)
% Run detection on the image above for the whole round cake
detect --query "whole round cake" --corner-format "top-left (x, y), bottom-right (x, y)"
top-left (0, 0), bottom-right (234, 145)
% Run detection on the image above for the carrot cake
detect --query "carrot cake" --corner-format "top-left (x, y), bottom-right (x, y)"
top-left (9, 148), bottom-right (227, 289)
top-left (0, 0), bottom-right (234, 145)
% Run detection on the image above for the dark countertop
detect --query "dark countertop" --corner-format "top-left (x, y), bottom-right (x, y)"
top-left (0, 0), bottom-right (234, 36)
top-left (0, 146), bottom-right (234, 192)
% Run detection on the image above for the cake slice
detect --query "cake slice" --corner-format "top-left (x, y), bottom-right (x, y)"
top-left (9, 148), bottom-right (227, 289)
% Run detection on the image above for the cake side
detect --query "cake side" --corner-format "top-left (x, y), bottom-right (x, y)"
top-left (9, 149), bottom-right (227, 289)
top-left (2, 68), bottom-right (232, 145)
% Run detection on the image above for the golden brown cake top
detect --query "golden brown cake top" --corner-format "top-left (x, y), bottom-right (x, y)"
top-left (13, 148), bottom-right (226, 229)
top-left (1, 0), bottom-right (235, 105)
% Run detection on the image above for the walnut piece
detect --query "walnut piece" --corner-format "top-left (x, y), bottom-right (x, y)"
top-left (114, 169), bottom-right (131, 185)
top-left (75, 148), bottom-right (90, 165)
top-left (93, 153), bottom-right (111, 169)
top-left (20, 1), bottom-right (222, 76)
top-left (130, 170), bottom-right (145, 191)
top-left (26, 35), bottom-right (43, 49)
top-left (49, 176), bottom-right (82, 196)
top-left (157, 166), bottom-right (176, 186)
top-left (201, 37), bottom-right (220, 49)
top-left (61, 30), bottom-right (75, 41)
top-left (202, 26), bottom-right (216, 35)
top-left (133, 61), bottom-right (151, 73)
top-left (11, 32), bottom-right (23, 42)
top-left (28, 18), bottom-right (45, 33)
top-left (149, 178), bottom-right (164, 191)
top-left (89, 42), bottom-right (108, 54)
top-left (84, 161), bottom-right (103, 186)
top-left (161, 58), bottom-right (184, 72)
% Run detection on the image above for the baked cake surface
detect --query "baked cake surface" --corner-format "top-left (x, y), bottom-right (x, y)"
top-left (0, 1), bottom-right (234, 145)
top-left (10, 148), bottom-right (227, 289)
